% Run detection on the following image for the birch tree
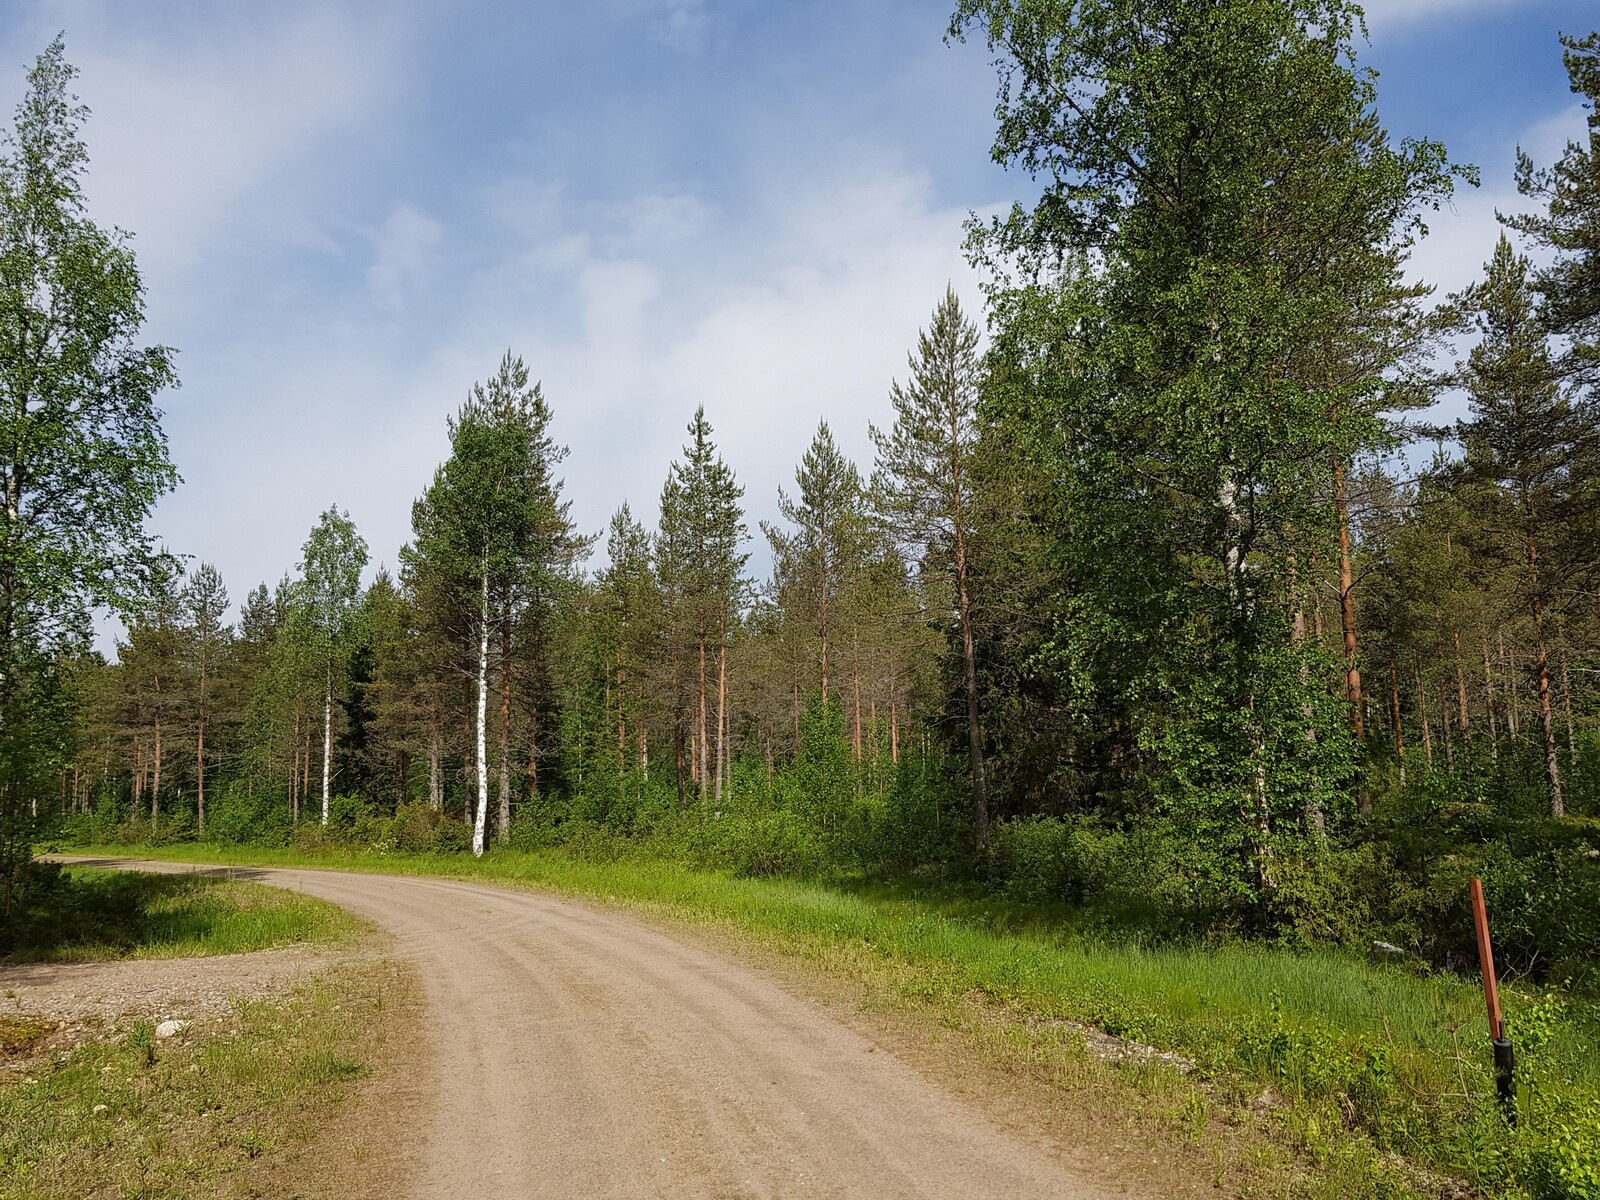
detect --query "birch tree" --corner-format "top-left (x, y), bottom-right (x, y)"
top-left (298, 507), bottom-right (368, 825)
top-left (0, 39), bottom-right (177, 911)
top-left (952, 0), bottom-right (1461, 893)
top-left (407, 353), bottom-right (584, 856)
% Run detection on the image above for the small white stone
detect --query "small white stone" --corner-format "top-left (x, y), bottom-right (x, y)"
top-left (154, 1020), bottom-right (189, 1039)
top-left (92, 1104), bottom-right (108, 1115)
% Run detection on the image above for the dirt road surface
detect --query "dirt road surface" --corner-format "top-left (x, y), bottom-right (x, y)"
top-left (64, 858), bottom-right (1115, 1200)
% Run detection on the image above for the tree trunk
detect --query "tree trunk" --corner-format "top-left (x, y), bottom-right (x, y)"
top-left (851, 628), bottom-right (862, 763)
top-left (472, 569), bottom-right (491, 857)
top-left (1388, 650), bottom-right (1405, 785)
top-left (428, 696), bottom-right (442, 810)
top-left (890, 692), bottom-right (899, 765)
top-left (673, 716), bottom-right (686, 810)
top-left (714, 629), bottom-right (727, 808)
top-left (196, 712), bottom-right (206, 836)
top-left (819, 576), bottom-right (830, 705)
top-left (497, 613), bottom-right (512, 841)
top-left (1532, 600), bottom-right (1563, 817)
top-left (616, 649), bottom-right (626, 770)
top-left (290, 706), bottom-right (300, 823)
top-left (1333, 458), bottom-right (1364, 739)
top-left (321, 668), bottom-right (332, 826)
top-left (1442, 690), bottom-right (1454, 769)
top-left (1498, 631), bottom-right (1520, 737)
top-left (1453, 631), bottom-right (1471, 735)
top-left (697, 628), bottom-right (708, 804)
top-left (196, 658), bottom-right (207, 837)
top-left (152, 708), bottom-right (162, 824)
top-left (1482, 640), bottom-right (1500, 760)
top-left (1417, 670), bottom-right (1432, 767)
top-left (1561, 651), bottom-right (1576, 755)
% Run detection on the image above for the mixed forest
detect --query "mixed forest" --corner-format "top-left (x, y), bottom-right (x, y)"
top-left (5, 4), bottom-right (1600, 1000)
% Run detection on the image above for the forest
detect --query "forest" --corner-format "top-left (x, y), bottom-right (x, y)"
top-left (6, 5), bottom-right (1600, 996)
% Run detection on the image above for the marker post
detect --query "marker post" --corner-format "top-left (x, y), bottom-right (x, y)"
top-left (1470, 877), bottom-right (1516, 1125)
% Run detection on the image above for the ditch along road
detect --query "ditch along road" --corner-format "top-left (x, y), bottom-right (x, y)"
top-left (65, 857), bottom-right (1115, 1200)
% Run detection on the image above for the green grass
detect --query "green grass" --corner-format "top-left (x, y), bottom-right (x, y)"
top-left (60, 841), bottom-right (1600, 1198)
top-left (0, 960), bottom-right (409, 1200)
top-left (3, 866), bottom-right (362, 962)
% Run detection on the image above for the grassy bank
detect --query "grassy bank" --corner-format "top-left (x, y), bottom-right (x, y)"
top-left (0, 959), bottom-right (412, 1199)
top-left (61, 842), bottom-right (1600, 1199)
top-left (2, 865), bottom-right (361, 962)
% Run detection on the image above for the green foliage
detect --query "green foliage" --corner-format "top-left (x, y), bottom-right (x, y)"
top-left (0, 37), bottom-right (177, 919)
top-left (0, 866), bottom-right (355, 961)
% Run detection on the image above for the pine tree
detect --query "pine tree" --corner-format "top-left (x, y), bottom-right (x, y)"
top-left (1454, 235), bottom-right (1595, 816)
top-left (1508, 32), bottom-right (1600, 395)
top-left (872, 286), bottom-right (992, 846)
top-left (656, 408), bottom-right (749, 806)
top-left (180, 562), bottom-right (230, 835)
top-left (763, 422), bottom-right (871, 706)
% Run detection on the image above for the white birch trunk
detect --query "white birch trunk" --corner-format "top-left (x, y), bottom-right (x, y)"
top-left (471, 568), bottom-right (491, 857)
top-left (321, 670), bottom-right (332, 825)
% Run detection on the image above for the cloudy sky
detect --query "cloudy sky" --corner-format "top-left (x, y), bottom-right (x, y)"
top-left (0, 0), bottom-right (1593, 631)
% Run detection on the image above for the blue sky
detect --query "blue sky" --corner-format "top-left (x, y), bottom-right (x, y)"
top-left (0, 0), bottom-right (1594, 626)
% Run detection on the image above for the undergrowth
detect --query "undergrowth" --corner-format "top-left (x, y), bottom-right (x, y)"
top-left (58, 841), bottom-right (1600, 1198)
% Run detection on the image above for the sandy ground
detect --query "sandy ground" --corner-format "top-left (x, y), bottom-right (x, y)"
top-left (56, 857), bottom-right (1120, 1200)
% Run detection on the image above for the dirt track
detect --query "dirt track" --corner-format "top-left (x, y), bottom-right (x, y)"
top-left (65, 858), bottom-right (1112, 1199)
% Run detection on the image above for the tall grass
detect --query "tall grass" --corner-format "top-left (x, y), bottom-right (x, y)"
top-left (60, 840), bottom-right (1600, 1196)
top-left (3, 867), bottom-right (361, 962)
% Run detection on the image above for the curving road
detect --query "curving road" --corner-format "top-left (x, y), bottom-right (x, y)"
top-left (69, 858), bottom-right (1110, 1199)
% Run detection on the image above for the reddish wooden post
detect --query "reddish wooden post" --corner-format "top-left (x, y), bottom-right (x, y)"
top-left (1470, 878), bottom-right (1516, 1123)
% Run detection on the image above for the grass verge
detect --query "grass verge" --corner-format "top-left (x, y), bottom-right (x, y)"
top-left (0, 957), bottom-right (413, 1200)
top-left (59, 843), bottom-right (1600, 1199)
top-left (3, 866), bottom-right (362, 962)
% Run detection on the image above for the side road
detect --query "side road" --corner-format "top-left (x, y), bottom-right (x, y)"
top-left (61, 857), bottom-right (1117, 1200)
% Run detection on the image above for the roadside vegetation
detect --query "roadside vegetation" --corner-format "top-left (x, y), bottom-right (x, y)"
top-left (0, 865), bottom-right (361, 962)
top-left (63, 835), bottom-right (1600, 1200)
top-left (0, 960), bottom-right (410, 1200)
top-left (2, 5), bottom-right (1599, 1200)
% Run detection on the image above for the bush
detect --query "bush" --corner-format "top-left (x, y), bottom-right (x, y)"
top-left (205, 787), bottom-right (292, 847)
top-left (985, 815), bottom-right (1239, 934)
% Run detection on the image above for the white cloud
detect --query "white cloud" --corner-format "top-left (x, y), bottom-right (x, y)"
top-left (368, 204), bottom-right (444, 308)
top-left (140, 161), bottom-right (991, 606)
top-left (1406, 101), bottom-right (1586, 298)
top-left (9, 5), bottom-right (408, 278)
top-left (651, 0), bottom-right (713, 52)
top-left (1360, 0), bottom-right (1524, 32)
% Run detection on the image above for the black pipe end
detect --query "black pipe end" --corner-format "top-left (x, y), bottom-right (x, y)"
top-left (1492, 1038), bottom-right (1517, 1125)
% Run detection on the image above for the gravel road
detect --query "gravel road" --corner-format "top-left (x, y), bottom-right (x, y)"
top-left (65, 858), bottom-right (1111, 1200)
